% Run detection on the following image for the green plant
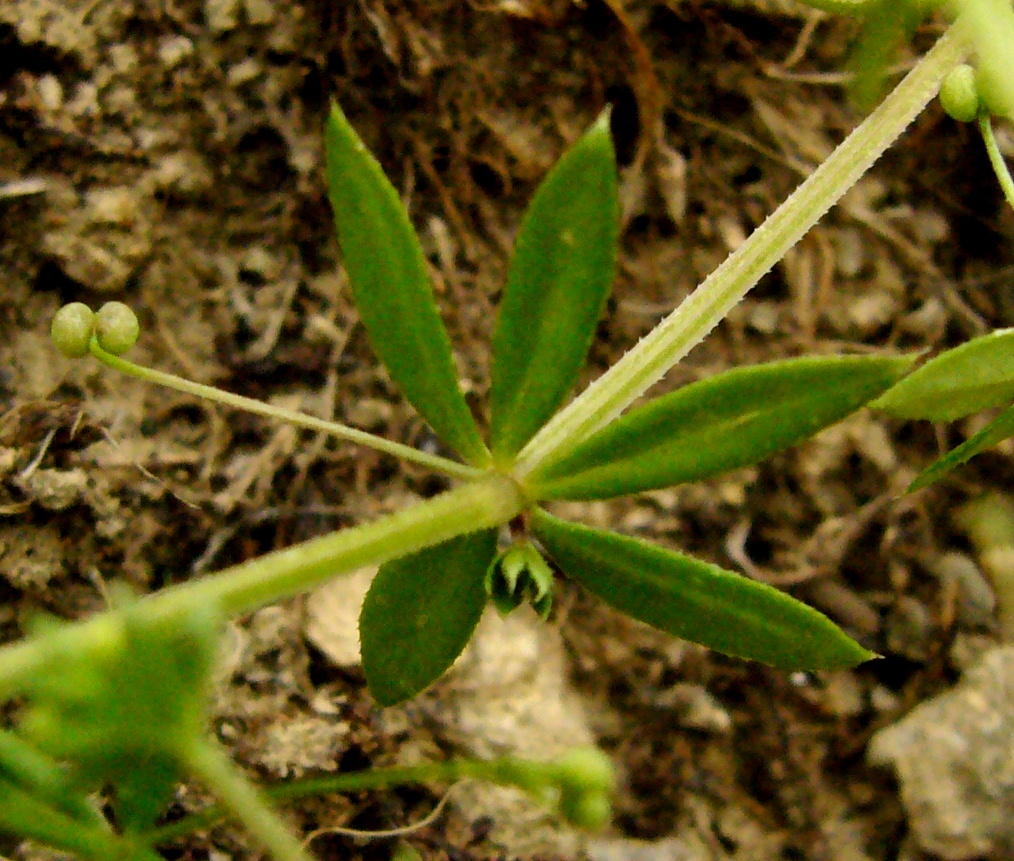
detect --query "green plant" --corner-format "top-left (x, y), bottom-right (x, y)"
top-left (872, 328), bottom-right (1014, 488)
top-left (54, 105), bottom-right (912, 708)
top-left (5, 5), bottom-right (1014, 859)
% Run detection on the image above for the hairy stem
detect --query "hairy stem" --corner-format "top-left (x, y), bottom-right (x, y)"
top-left (182, 739), bottom-right (313, 861)
top-left (90, 339), bottom-right (482, 481)
top-left (0, 474), bottom-right (523, 700)
top-left (514, 25), bottom-right (965, 477)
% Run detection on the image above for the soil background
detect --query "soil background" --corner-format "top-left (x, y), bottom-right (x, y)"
top-left (2, 2), bottom-right (1013, 860)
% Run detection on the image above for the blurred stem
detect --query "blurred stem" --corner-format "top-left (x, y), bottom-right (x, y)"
top-left (0, 779), bottom-right (141, 861)
top-left (513, 25), bottom-right (965, 477)
top-left (181, 739), bottom-right (313, 861)
top-left (0, 474), bottom-right (523, 700)
top-left (146, 755), bottom-right (561, 845)
top-left (979, 114), bottom-right (1014, 212)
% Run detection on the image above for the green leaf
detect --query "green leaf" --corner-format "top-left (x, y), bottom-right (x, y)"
top-left (360, 529), bottom-right (498, 706)
top-left (846, 0), bottom-right (922, 111)
top-left (17, 605), bottom-right (220, 835)
top-left (528, 354), bottom-right (914, 501)
top-left (489, 110), bottom-right (618, 462)
top-left (325, 102), bottom-right (489, 466)
top-left (871, 328), bottom-right (1014, 421)
top-left (530, 510), bottom-right (875, 671)
top-left (0, 776), bottom-right (141, 861)
top-left (909, 401), bottom-right (1014, 491)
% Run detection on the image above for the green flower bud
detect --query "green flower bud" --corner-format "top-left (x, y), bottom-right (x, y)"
top-left (484, 542), bottom-right (554, 619)
top-left (939, 65), bottom-right (981, 123)
top-left (94, 302), bottom-right (140, 356)
top-left (50, 303), bottom-right (95, 358)
top-left (558, 789), bottom-right (612, 831)
top-left (555, 746), bottom-right (616, 795)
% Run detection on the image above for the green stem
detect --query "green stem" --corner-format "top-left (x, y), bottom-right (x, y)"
top-left (791, 0), bottom-right (882, 13)
top-left (0, 779), bottom-right (142, 861)
top-left (0, 474), bottom-right (523, 700)
top-left (513, 26), bottom-right (966, 478)
top-left (979, 113), bottom-right (1014, 211)
top-left (89, 339), bottom-right (482, 482)
top-left (181, 739), bottom-right (313, 861)
top-left (145, 756), bottom-right (556, 845)
top-left (0, 728), bottom-right (108, 828)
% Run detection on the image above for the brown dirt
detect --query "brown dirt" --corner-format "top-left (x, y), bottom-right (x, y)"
top-left (2, 2), bottom-right (1012, 860)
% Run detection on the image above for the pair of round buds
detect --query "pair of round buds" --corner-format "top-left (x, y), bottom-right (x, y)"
top-left (51, 301), bottom-right (140, 359)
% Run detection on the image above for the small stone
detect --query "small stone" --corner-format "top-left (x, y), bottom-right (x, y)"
top-left (243, 0), bottom-right (276, 24)
top-left (205, 0), bottom-right (240, 31)
top-left (0, 449), bottom-right (18, 476)
top-left (17, 468), bottom-right (87, 511)
top-left (0, 523), bottom-right (65, 588)
top-left (239, 246), bottom-right (280, 281)
top-left (256, 715), bottom-right (348, 777)
top-left (868, 646), bottom-right (1014, 859)
top-left (107, 43), bottom-right (138, 74)
top-left (651, 683), bottom-right (732, 733)
top-left (66, 81), bottom-right (100, 119)
top-left (158, 35), bottom-right (194, 68)
top-left (932, 552), bottom-right (997, 629)
top-left (824, 671), bottom-right (866, 718)
top-left (870, 685), bottom-right (900, 713)
top-left (150, 152), bottom-right (214, 197)
top-left (303, 567), bottom-right (376, 667)
top-left (37, 74), bottom-right (63, 111)
top-left (86, 187), bottom-right (139, 225)
top-left (885, 595), bottom-right (934, 662)
top-left (227, 58), bottom-right (262, 86)
top-left (847, 289), bottom-right (898, 335)
top-left (586, 835), bottom-right (710, 861)
top-left (43, 181), bottom-right (152, 292)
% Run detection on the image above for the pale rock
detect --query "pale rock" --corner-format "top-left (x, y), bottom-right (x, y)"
top-left (868, 646), bottom-right (1014, 859)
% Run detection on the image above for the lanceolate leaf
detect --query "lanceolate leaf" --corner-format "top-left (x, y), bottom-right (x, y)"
top-left (871, 328), bottom-right (1014, 421)
top-left (530, 510), bottom-right (874, 671)
top-left (359, 529), bottom-right (498, 706)
top-left (909, 401), bottom-right (1014, 491)
top-left (489, 110), bottom-right (618, 462)
top-left (527, 354), bottom-right (914, 501)
top-left (325, 102), bottom-right (489, 466)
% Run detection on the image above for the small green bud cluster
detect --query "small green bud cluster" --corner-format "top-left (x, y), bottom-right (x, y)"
top-left (939, 64), bottom-right (984, 124)
top-left (486, 746), bottom-right (615, 831)
top-left (552, 747), bottom-right (616, 830)
top-left (484, 542), bottom-right (554, 619)
top-left (50, 301), bottom-right (139, 358)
